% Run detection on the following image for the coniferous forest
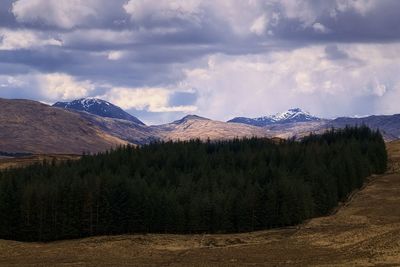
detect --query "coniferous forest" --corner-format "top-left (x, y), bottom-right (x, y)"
top-left (0, 126), bottom-right (387, 241)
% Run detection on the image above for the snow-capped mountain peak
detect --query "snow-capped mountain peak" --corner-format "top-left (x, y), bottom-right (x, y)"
top-left (271, 108), bottom-right (313, 122)
top-left (228, 108), bottom-right (321, 127)
top-left (79, 98), bottom-right (109, 108)
top-left (53, 98), bottom-right (145, 125)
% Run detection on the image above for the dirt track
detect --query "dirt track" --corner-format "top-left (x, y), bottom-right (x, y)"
top-left (1, 142), bottom-right (400, 266)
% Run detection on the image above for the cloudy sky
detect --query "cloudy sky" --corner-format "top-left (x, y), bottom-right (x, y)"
top-left (1, 0), bottom-right (400, 124)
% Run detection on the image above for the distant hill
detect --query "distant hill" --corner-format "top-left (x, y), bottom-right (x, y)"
top-left (262, 115), bottom-right (400, 141)
top-left (228, 108), bottom-right (321, 126)
top-left (156, 114), bottom-right (270, 141)
top-left (0, 99), bottom-right (271, 154)
top-left (53, 98), bottom-right (145, 125)
top-left (0, 98), bottom-right (127, 154)
top-left (329, 115), bottom-right (400, 141)
top-left (1, 98), bottom-right (400, 154)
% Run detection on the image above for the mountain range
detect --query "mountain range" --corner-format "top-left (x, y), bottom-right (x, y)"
top-left (1, 97), bottom-right (399, 154)
top-left (228, 108), bottom-right (321, 126)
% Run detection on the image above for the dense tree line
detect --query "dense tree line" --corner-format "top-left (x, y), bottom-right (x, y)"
top-left (0, 126), bottom-right (387, 241)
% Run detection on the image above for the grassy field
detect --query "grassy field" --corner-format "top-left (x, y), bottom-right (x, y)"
top-left (0, 142), bottom-right (400, 266)
top-left (0, 154), bottom-right (80, 170)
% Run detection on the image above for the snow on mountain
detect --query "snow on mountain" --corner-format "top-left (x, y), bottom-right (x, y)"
top-left (228, 108), bottom-right (321, 127)
top-left (53, 98), bottom-right (145, 125)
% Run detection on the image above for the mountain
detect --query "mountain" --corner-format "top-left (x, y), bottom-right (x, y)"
top-left (2, 97), bottom-right (400, 155)
top-left (228, 108), bottom-right (321, 126)
top-left (79, 112), bottom-right (159, 145)
top-left (262, 114), bottom-right (400, 141)
top-left (171, 114), bottom-right (210, 124)
top-left (0, 98), bottom-right (127, 154)
top-left (0, 99), bottom-right (271, 154)
top-left (156, 114), bottom-right (271, 141)
top-left (53, 98), bottom-right (145, 125)
top-left (329, 115), bottom-right (400, 141)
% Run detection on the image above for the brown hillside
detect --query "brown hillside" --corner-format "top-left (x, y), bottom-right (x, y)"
top-left (157, 116), bottom-right (271, 141)
top-left (0, 98), bottom-right (126, 154)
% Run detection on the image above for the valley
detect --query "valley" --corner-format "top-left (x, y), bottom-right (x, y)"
top-left (2, 1), bottom-right (400, 266)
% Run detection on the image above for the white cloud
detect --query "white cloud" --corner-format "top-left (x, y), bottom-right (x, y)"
top-left (0, 75), bottom-right (26, 88)
top-left (335, 0), bottom-right (376, 16)
top-left (250, 14), bottom-right (269, 36)
top-left (102, 87), bottom-right (169, 111)
top-left (101, 87), bottom-right (197, 113)
top-left (123, 0), bottom-right (202, 25)
top-left (0, 28), bottom-right (62, 50)
top-left (107, 51), bottom-right (124, 60)
top-left (295, 72), bottom-right (313, 93)
top-left (37, 73), bottom-right (94, 100)
top-left (0, 73), bottom-right (94, 102)
top-left (312, 22), bottom-right (330, 34)
top-left (123, 0), bottom-right (277, 36)
top-left (152, 105), bottom-right (197, 112)
top-left (278, 0), bottom-right (321, 27)
top-left (178, 43), bottom-right (400, 120)
top-left (379, 83), bottom-right (400, 115)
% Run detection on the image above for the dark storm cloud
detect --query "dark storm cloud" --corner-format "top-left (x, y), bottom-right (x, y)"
top-left (271, 1), bottom-right (400, 43)
top-left (5, 0), bottom-right (130, 31)
top-left (0, 48), bottom-right (79, 72)
top-left (0, 0), bottom-right (17, 28)
top-left (0, 62), bottom-right (31, 75)
top-left (2, 1), bottom-right (399, 62)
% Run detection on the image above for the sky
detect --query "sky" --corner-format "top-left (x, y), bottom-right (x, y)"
top-left (1, 0), bottom-right (400, 125)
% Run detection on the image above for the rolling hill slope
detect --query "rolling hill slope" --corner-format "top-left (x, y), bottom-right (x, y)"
top-left (156, 115), bottom-right (271, 141)
top-left (0, 98), bottom-right (126, 154)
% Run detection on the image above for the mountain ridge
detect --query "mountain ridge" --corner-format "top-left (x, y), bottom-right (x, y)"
top-left (228, 108), bottom-right (321, 126)
top-left (2, 97), bottom-right (400, 154)
top-left (53, 98), bottom-right (145, 126)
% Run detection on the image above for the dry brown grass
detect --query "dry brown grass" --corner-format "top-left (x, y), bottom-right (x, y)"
top-left (1, 141), bottom-right (400, 266)
top-left (0, 98), bottom-right (126, 154)
top-left (159, 118), bottom-right (271, 141)
top-left (0, 154), bottom-right (81, 170)
top-left (387, 140), bottom-right (400, 173)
